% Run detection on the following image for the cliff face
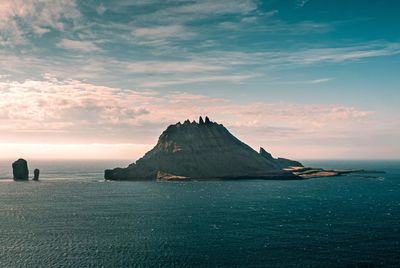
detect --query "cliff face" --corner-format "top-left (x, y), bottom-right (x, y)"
top-left (105, 117), bottom-right (302, 180)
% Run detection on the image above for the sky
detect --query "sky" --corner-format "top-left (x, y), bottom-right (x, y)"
top-left (0, 0), bottom-right (399, 160)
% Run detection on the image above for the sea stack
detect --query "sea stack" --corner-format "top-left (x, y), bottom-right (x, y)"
top-left (12, 159), bottom-right (29, 181)
top-left (33, 169), bottom-right (40, 181)
top-left (105, 117), bottom-right (302, 180)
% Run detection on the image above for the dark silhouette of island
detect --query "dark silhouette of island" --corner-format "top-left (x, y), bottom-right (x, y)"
top-left (105, 117), bottom-right (303, 181)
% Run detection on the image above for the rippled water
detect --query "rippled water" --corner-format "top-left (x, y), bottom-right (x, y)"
top-left (0, 160), bottom-right (399, 267)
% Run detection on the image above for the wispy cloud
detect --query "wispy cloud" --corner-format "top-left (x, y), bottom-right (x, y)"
top-left (198, 42), bottom-right (400, 67)
top-left (0, 0), bottom-right (80, 45)
top-left (131, 24), bottom-right (195, 47)
top-left (272, 78), bottom-right (333, 85)
top-left (286, 43), bottom-right (400, 64)
top-left (127, 61), bottom-right (225, 73)
top-left (141, 73), bottom-right (258, 87)
top-left (133, 25), bottom-right (192, 39)
top-left (144, 0), bottom-right (258, 24)
top-left (1, 40), bottom-right (399, 89)
top-left (57, 39), bottom-right (102, 52)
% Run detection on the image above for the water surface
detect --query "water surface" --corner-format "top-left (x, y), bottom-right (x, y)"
top-left (0, 160), bottom-right (399, 267)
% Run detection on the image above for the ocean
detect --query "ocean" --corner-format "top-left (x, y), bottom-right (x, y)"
top-left (0, 160), bottom-right (399, 267)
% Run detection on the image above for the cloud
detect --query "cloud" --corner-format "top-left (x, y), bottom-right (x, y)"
top-left (133, 0), bottom-right (258, 25)
top-left (114, 0), bottom-right (260, 48)
top-left (0, 76), bottom-right (373, 144)
top-left (127, 61), bottom-right (225, 73)
top-left (141, 73), bottom-right (258, 87)
top-left (1, 0), bottom-right (397, 89)
top-left (198, 42), bottom-right (400, 67)
top-left (0, 0), bottom-right (80, 45)
top-left (57, 39), bottom-right (102, 52)
top-left (3, 75), bottom-right (397, 159)
top-left (0, 76), bottom-right (155, 139)
top-left (272, 78), bottom-right (333, 85)
top-left (71, 0), bottom-right (326, 53)
top-left (169, 0), bottom-right (258, 16)
top-left (133, 25), bottom-right (191, 39)
top-left (131, 24), bottom-right (195, 48)
top-left (287, 43), bottom-right (400, 64)
top-left (1, 39), bottom-right (399, 90)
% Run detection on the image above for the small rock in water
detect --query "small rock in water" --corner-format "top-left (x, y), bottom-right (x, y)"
top-left (12, 159), bottom-right (29, 181)
top-left (33, 169), bottom-right (40, 181)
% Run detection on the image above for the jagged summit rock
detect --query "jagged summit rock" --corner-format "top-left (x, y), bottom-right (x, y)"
top-left (105, 118), bottom-right (302, 180)
top-left (12, 159), bottom-right (29, 181)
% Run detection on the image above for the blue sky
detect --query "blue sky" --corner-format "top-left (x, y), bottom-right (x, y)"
top-left (0, 0), bottom-right (399, 159)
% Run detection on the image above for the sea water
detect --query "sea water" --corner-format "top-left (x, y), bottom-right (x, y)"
top-left (0, 160), bottom-right (399, 267)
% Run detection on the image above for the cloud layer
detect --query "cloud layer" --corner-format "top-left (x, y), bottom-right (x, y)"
top-left (1, 76), bottom-right (389, 159)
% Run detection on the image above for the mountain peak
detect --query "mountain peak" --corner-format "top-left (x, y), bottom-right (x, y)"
top-left (105, 117), bottom-right (302, 180)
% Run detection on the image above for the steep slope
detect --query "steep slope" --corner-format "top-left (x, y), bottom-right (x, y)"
top-left (259, 147), bottom-right (303, 169)
top-left (105, 117), bottom-right (301, 180)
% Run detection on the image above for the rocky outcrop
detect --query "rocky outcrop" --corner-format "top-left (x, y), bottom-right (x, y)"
top-left (156, 171), bottom-right (189, 181)
top-left (259, 147), bottom-right (303, 169)
top-left (283, 166), bottom-right (385, 179)
top-left (105, 117), bottom-right (300, 181)
top-left (12, 159), bottom-right (29, 181)
top-left (33, 169), bottom-right (40, 181)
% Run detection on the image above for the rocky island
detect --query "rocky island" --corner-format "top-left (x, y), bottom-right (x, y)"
top-left (105, 117), bottom-right (305, 181)
top-left (105, 117), bottom-right (383, 181)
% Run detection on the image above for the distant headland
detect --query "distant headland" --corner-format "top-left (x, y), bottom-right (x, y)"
top-left (105, 116), bottom-right (370, 181)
